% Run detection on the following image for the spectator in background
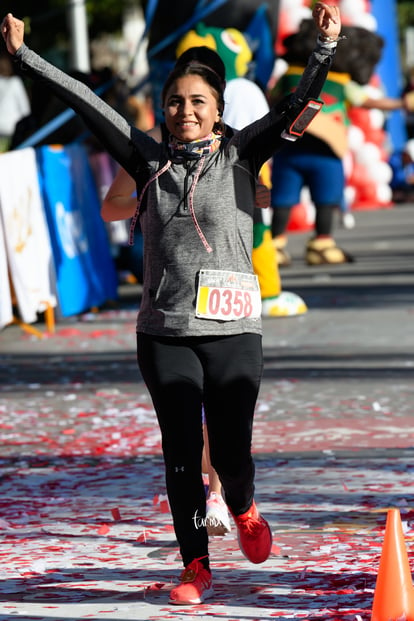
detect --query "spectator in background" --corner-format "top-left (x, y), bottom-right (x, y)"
top-left (173, 25), bottom-right (308, 539)
top-left (0, 50), bottom-right (30, 151)
top-left (403, 66), bottom-right (414, 139)
top-left (174, 25), bottom-right (307, 539)
top-left (389, 138), bottom-right (414, 203)
top-left (269, 21), bottom-right (414, 267)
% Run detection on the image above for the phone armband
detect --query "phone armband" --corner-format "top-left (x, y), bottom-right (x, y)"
top-left (281, 99), bottom-right (323, 142)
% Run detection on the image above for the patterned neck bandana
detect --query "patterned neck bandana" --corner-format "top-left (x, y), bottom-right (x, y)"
top-left (168, 132), bottom-right (223, 160)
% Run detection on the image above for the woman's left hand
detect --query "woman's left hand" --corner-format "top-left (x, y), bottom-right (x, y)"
top-left (312, 2), bottom-right (341, 41)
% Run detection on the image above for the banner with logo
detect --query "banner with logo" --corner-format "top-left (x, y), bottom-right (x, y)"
top-left (0, 204), bottom-right (13, 330)
top-left (36, 144), bottom-right (118, 317)
top-left (0, 148), bottom-right (56, 329)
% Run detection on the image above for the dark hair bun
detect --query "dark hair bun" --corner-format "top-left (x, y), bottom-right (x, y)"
top-left (175, 46), bottom-right (226, 84)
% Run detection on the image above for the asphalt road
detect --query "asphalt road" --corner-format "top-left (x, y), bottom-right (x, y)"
top-left (0, 203), bottom-right (413, 620)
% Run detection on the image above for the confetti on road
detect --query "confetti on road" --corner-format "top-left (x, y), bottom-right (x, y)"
top-left (0, 306), bottom-right (413, 620)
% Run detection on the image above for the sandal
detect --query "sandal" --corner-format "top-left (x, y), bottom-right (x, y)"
top-left (306, 237), bottom-right (354, 265)
top-left (272, 235), bottom-right (292, 267)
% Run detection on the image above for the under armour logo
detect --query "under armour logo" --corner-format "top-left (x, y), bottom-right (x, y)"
top-left (174, 466), bottom-right (185, 473)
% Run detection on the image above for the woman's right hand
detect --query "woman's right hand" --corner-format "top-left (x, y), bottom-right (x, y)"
top-left (1, 13), bottom-right (25, 55)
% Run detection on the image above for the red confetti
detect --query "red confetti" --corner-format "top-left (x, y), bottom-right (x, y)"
top-left (111, 508), bottom-right (121, 521)
top-left (160, 500), bottom-right (169, 513)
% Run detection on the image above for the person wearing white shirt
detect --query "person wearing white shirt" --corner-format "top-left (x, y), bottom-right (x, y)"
top-left (0, 52), bottom-right (30, 151)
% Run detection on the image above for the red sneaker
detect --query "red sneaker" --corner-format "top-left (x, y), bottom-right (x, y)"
top-left (169, 558), bottom-right (213, 605)
top-left (232, 501), bottom-right (272, 564)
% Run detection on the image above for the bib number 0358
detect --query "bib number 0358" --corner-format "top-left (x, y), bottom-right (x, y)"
top-left (195, 269), bottom-right (261, 321)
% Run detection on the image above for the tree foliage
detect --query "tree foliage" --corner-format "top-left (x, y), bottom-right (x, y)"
top-left (55, 0), bottom-right (141, 38)
top-left (2, 0), bottom-right (141, 51)
top-left (397, 1), bottom-right (414, 32)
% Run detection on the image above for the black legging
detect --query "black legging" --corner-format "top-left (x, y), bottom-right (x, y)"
top-left (272, 202), bottom-right (335, 237)
top-left (137, 332), bottom-right (263, 567)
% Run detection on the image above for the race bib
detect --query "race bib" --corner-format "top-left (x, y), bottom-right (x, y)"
top-left (195, 269), bottom-right (261, 321)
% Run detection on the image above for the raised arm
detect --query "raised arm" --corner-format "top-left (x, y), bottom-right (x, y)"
top-left (292, 2), bottom-right (341, 104)
top-left (1, 13), bottom-right (149, 175)
top-left (234, 2), bottom-right (341, 168)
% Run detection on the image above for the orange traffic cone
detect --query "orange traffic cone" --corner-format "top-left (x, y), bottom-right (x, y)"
top-left (371, 508), bottom-right (414, 621)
